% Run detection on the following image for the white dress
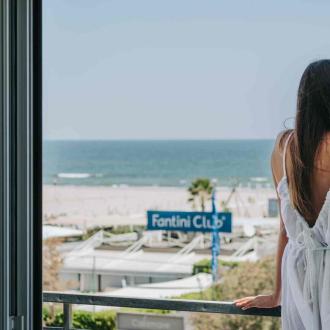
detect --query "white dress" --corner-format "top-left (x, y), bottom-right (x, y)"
top-left (279, 132), bottom-right (330, 330)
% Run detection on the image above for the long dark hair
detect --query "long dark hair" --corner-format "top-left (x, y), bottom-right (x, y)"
top-left (286, 60), bottom-right (330, 224)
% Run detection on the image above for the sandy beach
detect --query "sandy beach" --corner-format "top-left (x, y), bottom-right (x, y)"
top-left (43, 184), bottom-right (278, 230)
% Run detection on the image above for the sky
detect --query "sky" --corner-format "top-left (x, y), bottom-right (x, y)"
top-left (43, 0), bottom-right (330, 140)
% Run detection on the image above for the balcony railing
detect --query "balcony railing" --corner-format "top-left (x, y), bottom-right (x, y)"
top-left (43, 291), bottom-right (281, 330)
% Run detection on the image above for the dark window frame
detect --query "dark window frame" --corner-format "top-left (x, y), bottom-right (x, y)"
top-left (0, 0), bottom-right (42, 328)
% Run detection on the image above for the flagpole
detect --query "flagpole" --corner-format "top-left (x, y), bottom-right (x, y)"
top-left (211, 189), bottom-right (220, 284)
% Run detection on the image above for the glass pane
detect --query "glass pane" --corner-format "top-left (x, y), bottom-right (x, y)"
top-left (42, 1), bottom-right (330, 328)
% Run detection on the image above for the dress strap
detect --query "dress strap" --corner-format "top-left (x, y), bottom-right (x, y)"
top-left (282, 131), bottom-right (294, 177)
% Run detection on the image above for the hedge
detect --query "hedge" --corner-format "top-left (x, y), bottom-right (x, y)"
top-left (43, 308), bottom-right (116, 330)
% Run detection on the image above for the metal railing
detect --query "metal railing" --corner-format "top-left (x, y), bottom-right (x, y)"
top-left (43, 291), bottom-right (281, 330)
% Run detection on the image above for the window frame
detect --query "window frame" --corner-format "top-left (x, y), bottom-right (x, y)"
top-left (0, 0), bottom-right (42, 329)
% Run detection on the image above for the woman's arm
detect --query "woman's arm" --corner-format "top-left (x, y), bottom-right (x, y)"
top-left (234, 141), bottom-right (288, 309)
top-left (272, 186), bottom-right (288, 306)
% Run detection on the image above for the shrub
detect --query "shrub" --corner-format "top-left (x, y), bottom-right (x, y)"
top-left (188, 257), bottom-right (281, 330)
top-left (43, 309), bottom-right (116, 330)
top-left (192, 258), bottom-right (239, 275)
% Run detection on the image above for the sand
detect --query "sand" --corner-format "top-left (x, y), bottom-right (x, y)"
top-left (43, 184), bottom-right (278, 230)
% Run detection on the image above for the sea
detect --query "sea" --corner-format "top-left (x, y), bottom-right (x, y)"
top-left (43, 140), bottom-right (275, 187)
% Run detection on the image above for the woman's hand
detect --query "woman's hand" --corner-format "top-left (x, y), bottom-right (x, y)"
top-left (234, 294), bottom-right (280, 310)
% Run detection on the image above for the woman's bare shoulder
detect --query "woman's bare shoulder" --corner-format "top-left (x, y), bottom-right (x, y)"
top-left (316, 132), bottom-right (330, 172)
top-left (271, 130), bottom-right (293, 183)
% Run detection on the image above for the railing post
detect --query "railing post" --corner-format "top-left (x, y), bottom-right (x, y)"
top-left (63, 303), bottom-right (72, 330)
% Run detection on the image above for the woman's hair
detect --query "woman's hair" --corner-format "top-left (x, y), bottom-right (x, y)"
top-left (285, 59), bottom-right (330, 224)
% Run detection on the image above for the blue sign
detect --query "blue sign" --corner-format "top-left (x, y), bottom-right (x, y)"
top-left (147, 211), bottom-right (232, 233)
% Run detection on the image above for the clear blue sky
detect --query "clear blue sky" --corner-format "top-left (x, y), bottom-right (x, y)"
top-left (43, 0), bottom-right (330, 140)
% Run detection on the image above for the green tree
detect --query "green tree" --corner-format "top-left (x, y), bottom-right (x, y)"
top-left (189, 257), bottom-right (280, 330)
top-left (188, 178), bottom-right (213, 212)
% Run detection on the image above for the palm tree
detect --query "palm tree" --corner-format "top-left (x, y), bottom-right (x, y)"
top-left (188, 178), bottom-right (213, 212)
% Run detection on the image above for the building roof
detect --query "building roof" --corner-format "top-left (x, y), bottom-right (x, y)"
top-left (107, 273), bottom-right (213, 299)
top-left (62, 248), bottom-right (209, 277)
top-left (43, 225), bottom-right (84, 240)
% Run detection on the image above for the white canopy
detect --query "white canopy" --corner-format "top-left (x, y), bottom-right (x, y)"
top-left (43, 225), bottom-right (83, 240)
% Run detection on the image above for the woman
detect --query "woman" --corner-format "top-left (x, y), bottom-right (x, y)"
top-left (234, 60), bottom-right (330, 330)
